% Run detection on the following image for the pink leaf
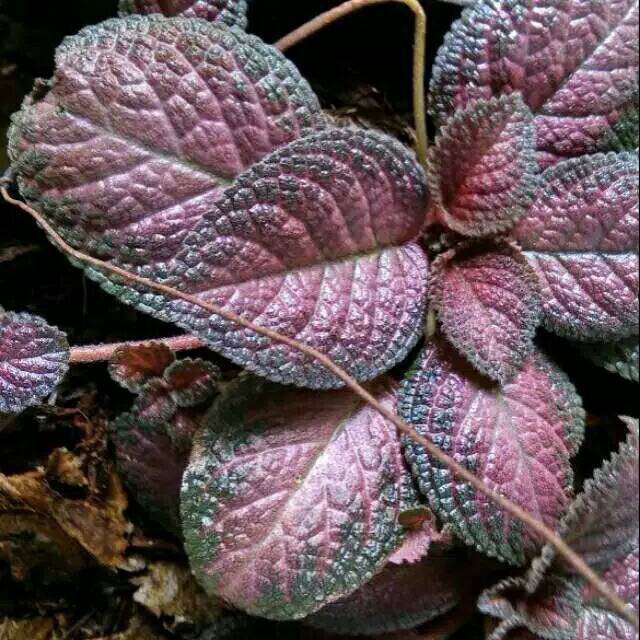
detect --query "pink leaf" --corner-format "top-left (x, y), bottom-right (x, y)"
top-left (431, 243), bottom-right (542, 383)
top-left (399, 338), bottom-right (585, 565)
top-left (306, 543), bottom-right (471, 635)
top-left (429, 0), bottom-right (640, 166)
top-left (0, 311), bottom-right (69, 414)
top-left (515, 152), bottom-right (639, 341)
top-left (428, 95), bottom-right (537, 237)
top-left (98, 128), bottom-right (429, 389)
top-left (480, 421), bottom-right (639, 640)
top-left (181, 377), bottom-right (412, 620)
top-left (9, 16), bottom-right (324, 267)
top-left (119, 0), bottom-right (248, 28)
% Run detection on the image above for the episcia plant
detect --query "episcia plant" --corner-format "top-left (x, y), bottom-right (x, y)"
top-left (0, 0), bottom-right (638, 635)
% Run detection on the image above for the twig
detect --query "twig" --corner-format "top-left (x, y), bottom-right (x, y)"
top-left (2, 186), bottom-right (637, 631)
top-left (69, 334), bottom-right (204, 363)
top-left (275, 0), bottom-right (429, 170)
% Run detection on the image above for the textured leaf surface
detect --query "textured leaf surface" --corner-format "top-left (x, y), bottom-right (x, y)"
top-left (0, 312), bottom-right (69, 414)
top-left (429, 0), bottom-right (640, 166)
top-left (99, 128), bottom-right (429, 389)
top-left (432, 243), bottom-right (541, 383)
top-left (164, 358), bottom-right (220, 406)
top-left (119, 0), bottom-right (248, 29)
top-left (399, 338), bottom-right (585, 565)
top-left (516, 152), bottom-right (639, 341)
top-left (111, 407), bottom-right (205, 534)
top-left (9, 16), bottom-right (324, 267)
top-left (181, 376), bottom-right (411, 620)
top-left (579, 337), bottom-right (639, 382)
top-left (428, 95), bottom-right (536, 236)
top-left (109, 342), bottom-right (175, 393)
top-left (306, 543), bottom-right (470, 635)
top-left (480, 423), bottom-right (639, 640)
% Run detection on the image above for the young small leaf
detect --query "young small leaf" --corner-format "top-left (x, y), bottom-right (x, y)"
top-left (109, 342), bottom-right (175, 393)
top-left (0, 311), bottom-right (69, 414)
top-left (164, 358), bottom-right (220, 407)
top-left (429, 0), bottom-right (640, 166)
top-left (9, 16), bottom-right (325, 266)
top-left (119, 0), bottom-right (248, 29)
top-left (133, 378), bottom-right (177, 424)
top-left (181, 377), bottom-right (412, 620)
top-left (516, 152), bottom-right (639, 341)
top-left (431, 243), bottom-right (542, 384)
top-left (578, 337), bottom-right (639, 382)
top-left (428, 95), bottom-right (537, 237)
top-left (306, 544), bottom-right (470, 635)
top-left (399, 338), bottom-right (585, 566)
top-left (98, 128), bottom-right (429, 389)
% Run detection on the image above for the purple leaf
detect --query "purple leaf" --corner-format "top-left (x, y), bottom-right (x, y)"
top-left (431, 243), bottom-right (542, 383)
top-left (98, 128), bottom-right (429, 389)
top-left (9, 16), bottom-right (325, 267)
top-left (399, 338), bottom-right (585, 565)
top-left (306, 543), bottom-right (471, 635)
top-left (429, 0), bottom-right (640, 166)
top-left (427, 95), bottom-right (537, 237)
top-left (119, 0), bottom-right (248, 29)
top-left (388, 508), bottom-right (440, 565)
top-left (181, 377), bottom-right (412, 620)
top-left (578, 337), bottom-right (639, 382)
top-left (164, 358), bottom-right (220, 407)
top-left (109, 342), bottom-right (175, 393)
top-left (111, 406), bottom-right (205, 534)
top-left (480, 421), bottom-right (639, 640)
top-left (0, 311), bottom-right (69, 414)
top-left (515, 152), bottom-right (639, 342)
top-left (576, 545), bottom-right (639, 640)
top-left (133, 378), bottom-right (177, 424)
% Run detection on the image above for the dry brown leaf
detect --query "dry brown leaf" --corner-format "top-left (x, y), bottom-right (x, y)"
top-left (132, 561), bottom-right (222, 632)
top-left (91, 614), bottom-right (169, 640)
top-left (0, 466), bottom-right (129, 568)
top-left (0, 618), bottom-right (58, 640)
top-left (46, 448), bottom-right (88, 488)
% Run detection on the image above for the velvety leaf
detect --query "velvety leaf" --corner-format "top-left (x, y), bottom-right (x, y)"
top-left (0, 311), bottom-right (69, 414)
top-left (399, 338), bottom-right (585, 565)
top-left (388, 508), bottom-right (440, 565)
top-left (431, 243), bottom-right (542, 384)
top-left (181, 376), bottom-right (411, 620)
top-left (480, 423), bottom-right (639, 640)
top-left (9, 16), bottom-right (325, 267)
top-left (119, 0), bottom-right (248, 29)
top-left (109, 342), bottom-right (175, 393)
top-left (427, 95), bottom-right (537, 236)
top-left (515, 152), bottom-right (639, 341)
top-left (111, 407), bottom-right (205, 534)
top-left (98, 128), bottom-right (429, 389)
top-left (133, 379), bottom-right (177, 424)
top-left (306, 543), bottom-right (471, 635)
top-left (576, 544), bottom-right (639, 640)
top-left (579, 337), bottom-right (639, 382)
top-left (429, 0), bottom-right (640, 166)
top-left (605, 96), bottom-right (640, 151)
top-left (164, 358), bottom-right (220, 406)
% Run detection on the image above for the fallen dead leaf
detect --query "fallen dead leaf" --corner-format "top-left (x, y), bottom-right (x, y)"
top-left (0, 617), bottom-right (58, 640)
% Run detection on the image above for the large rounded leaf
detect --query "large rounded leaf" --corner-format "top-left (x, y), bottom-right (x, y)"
top-left (429, 0), bottom-right (640, 166)
top-left (399, 338), bottom-right (585, 566)
top-left (306, 543), bottom-right (470, 636)
top-left (515, 152), bottom-right (639, 341)
top-left (181, 377), bottom-right (412, 620)
top-left (98, 128), bottom-right (429, 389)
top-left (9, 16), bottom-right (324, 267)
top-left (432, 243), bottom-right (541, 384)
top-left (0, 311), bottom-right (70, 414)
top-left (119, 0), bottom-right (248, 29)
